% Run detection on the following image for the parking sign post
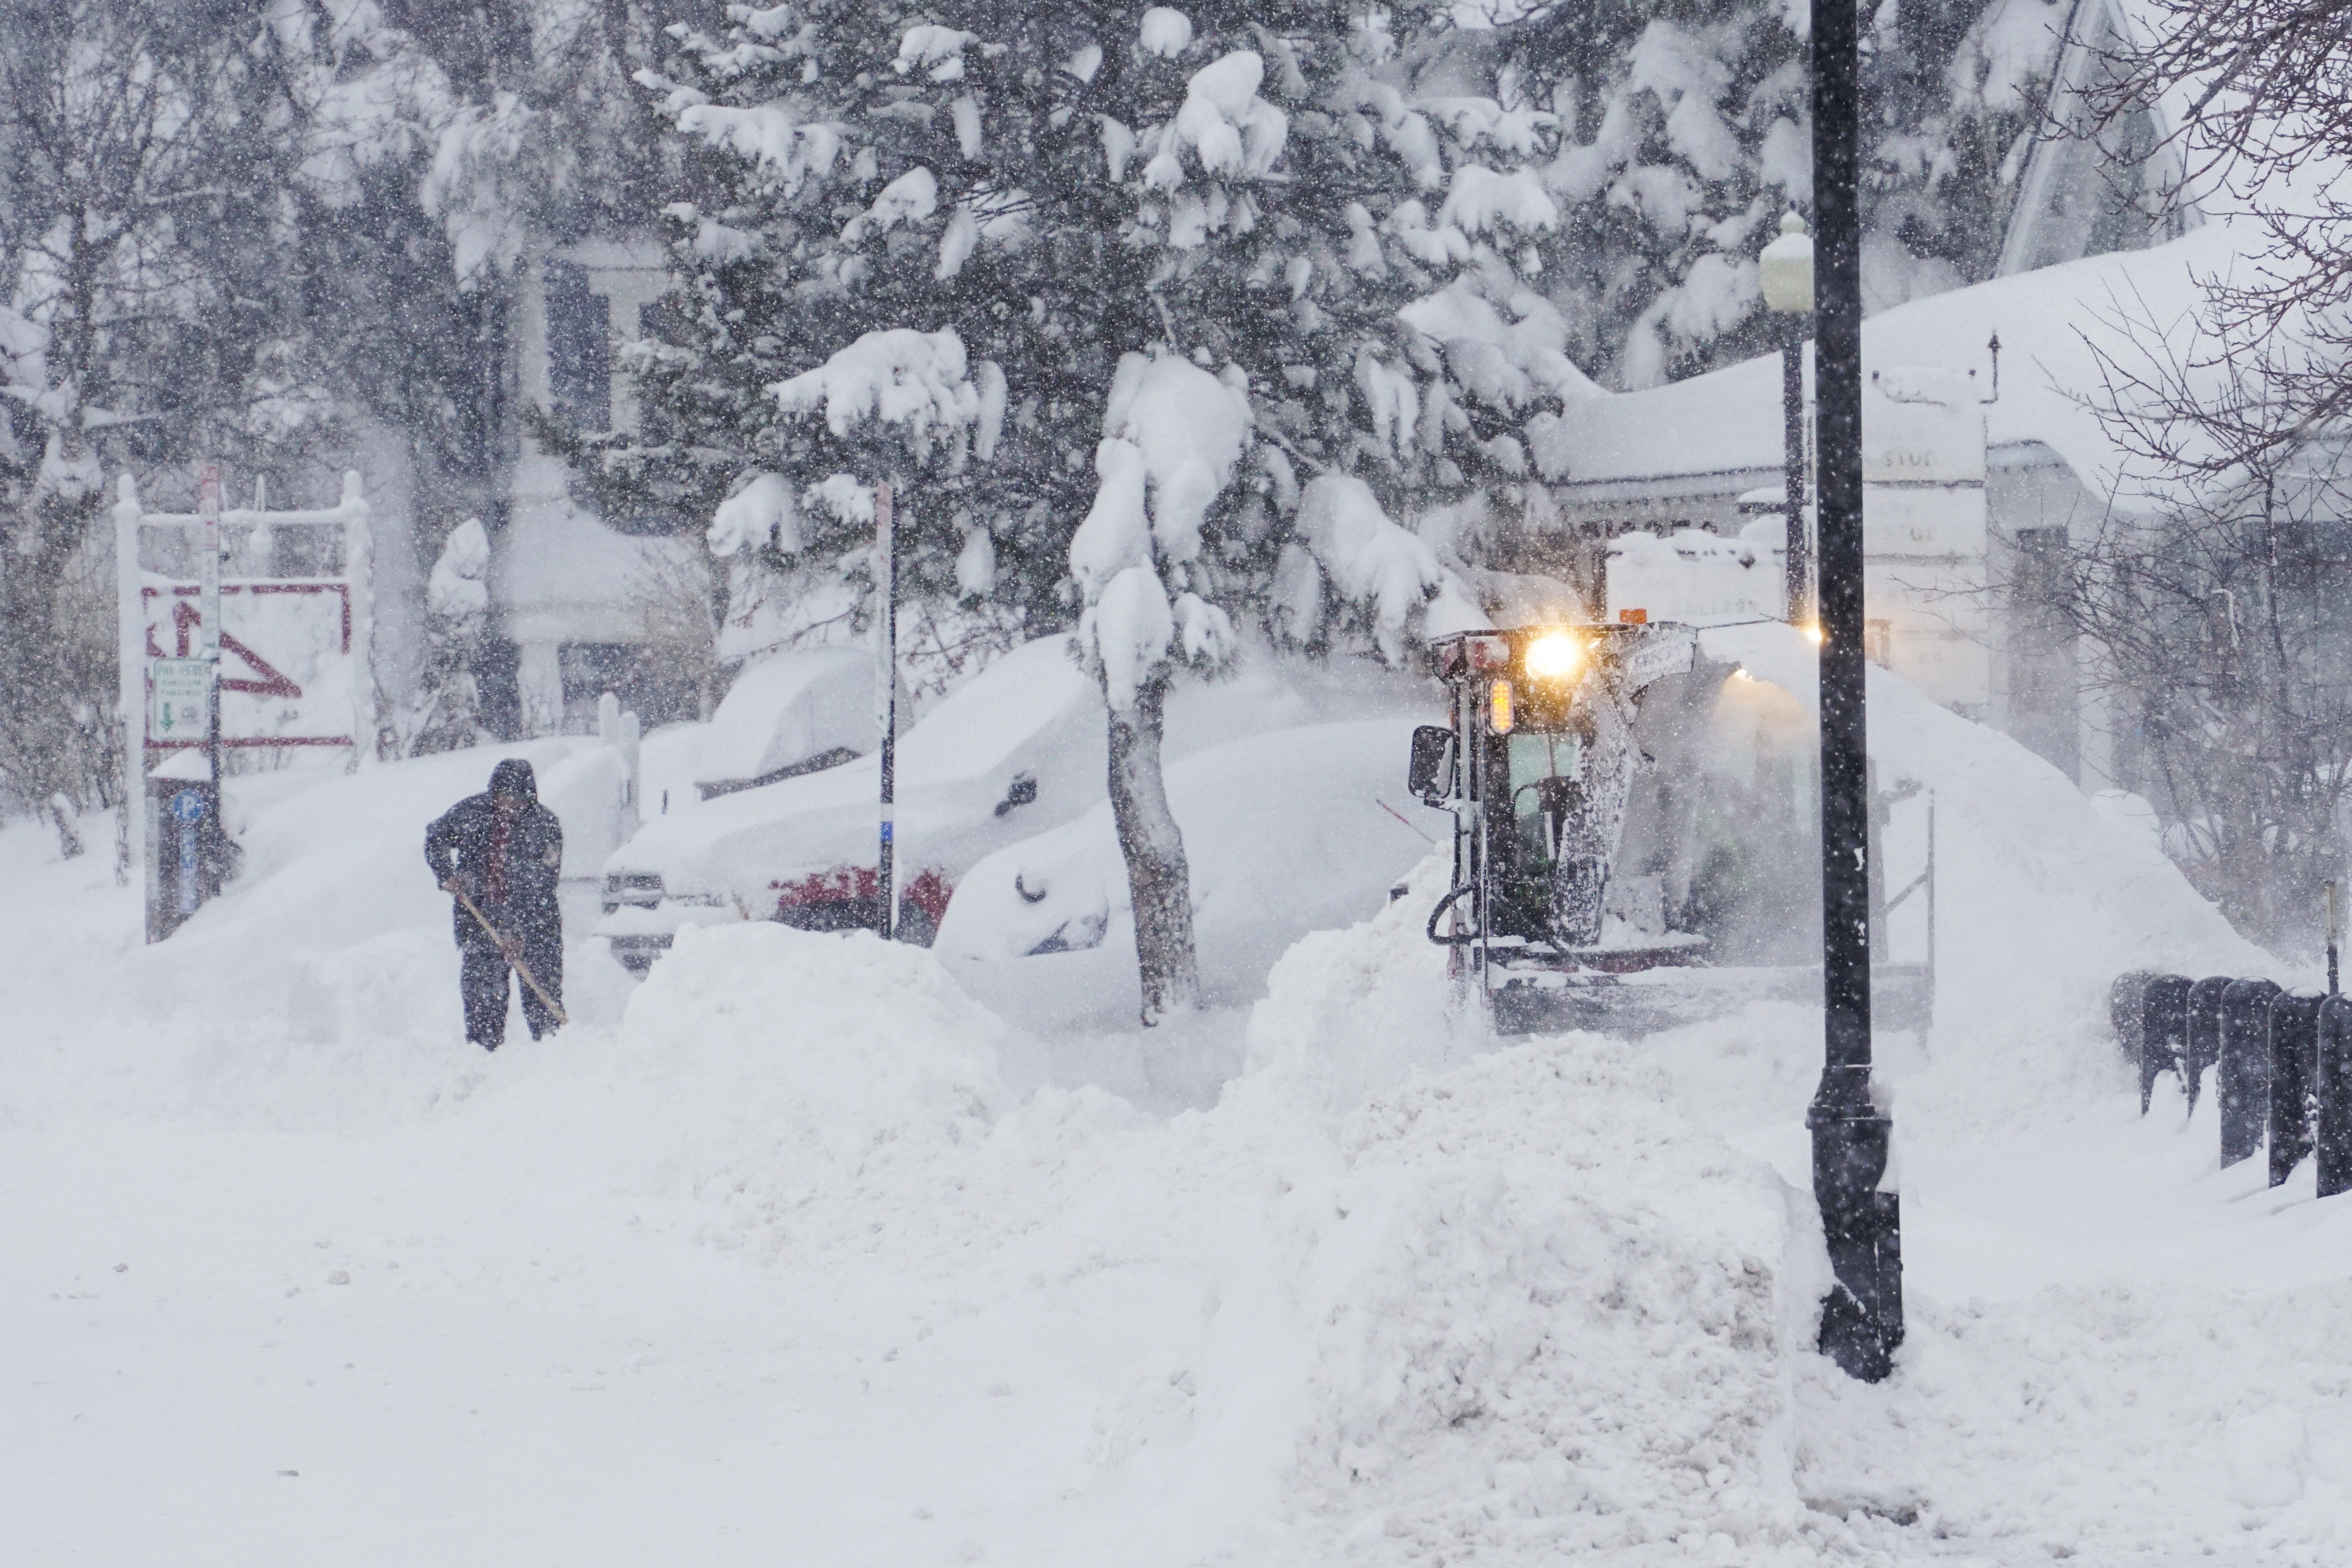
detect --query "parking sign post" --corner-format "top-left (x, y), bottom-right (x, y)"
top-left (170, 790), bottom-right (206, 915)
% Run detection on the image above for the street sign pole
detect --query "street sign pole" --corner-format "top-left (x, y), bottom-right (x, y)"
top-left (196, 461), bottom-right (225, 913)
top-left (197, 461), bottom-right (223, 777)
top-left (876, 482), bottom-right (897, 941)
top-left (1808, 0), bottom-right (1902, 1382)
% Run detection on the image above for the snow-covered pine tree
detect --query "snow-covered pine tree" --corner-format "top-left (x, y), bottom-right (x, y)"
top-left (0, 0), bottom-right (334, 815)
top-left (625, 3), bottom-right (1575, 1019)
top-left (1491, 0), bottom-right (2066, 387)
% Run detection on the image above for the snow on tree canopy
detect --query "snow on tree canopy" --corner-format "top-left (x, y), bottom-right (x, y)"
top-left (1400, 282), bottom-right (1602, 411)
top-left (1145, 51), bottom-right (1286, 194)
top-left (1438, 166), bottom-right (1559, 235)
top-left (955, 526), bottom-right (996, 598)
top-left (1090, 565), bottom-right (1177, 716)
top-left (1069, 356), bottom-right (1251, 709)
top-left (710, 472), bottom-right (800, 558)
top-left (1138, 9), bottom-right (1192, 59)
top-left (769, 328), bottom-right (985, 456)
top-left (1100, 352), bottom-right (1250, 567)
top-left (846, 167), bottom-right (938, 242)
top-left (895, 26), bottom-right (980, 83)
top-left (1293, 474), bottom-right (1480, 665)
top-left (674, 104), bottom-right (843, 196)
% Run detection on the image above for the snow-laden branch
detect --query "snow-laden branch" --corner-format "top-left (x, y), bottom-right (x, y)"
top-left (768, 327), bottom-right (1003, 462)
top-left (1070, 355), bottom-right (1250, 709)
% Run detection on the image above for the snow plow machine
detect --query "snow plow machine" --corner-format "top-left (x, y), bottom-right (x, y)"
top-left (1408, 621), bottom-right (1932, 1037)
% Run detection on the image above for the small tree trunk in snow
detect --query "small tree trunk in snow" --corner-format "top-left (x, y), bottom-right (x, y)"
top-left (1107, 676), bottom-right (1200, 1025)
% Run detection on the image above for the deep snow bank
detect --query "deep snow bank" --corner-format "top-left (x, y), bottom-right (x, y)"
top-left (1056, 861), bottom-right (1838, 1564)
top-left (569, 922), bottom-right (1016, 1246)
top-left (1706, 623), bottom-right (2277, 1120)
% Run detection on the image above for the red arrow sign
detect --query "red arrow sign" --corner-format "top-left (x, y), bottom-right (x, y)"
top-left (151, 599), bottom-right (303, 700)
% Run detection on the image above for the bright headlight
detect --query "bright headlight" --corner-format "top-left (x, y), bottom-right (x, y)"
top-left (1523, 633), bottom-right (1582, 680)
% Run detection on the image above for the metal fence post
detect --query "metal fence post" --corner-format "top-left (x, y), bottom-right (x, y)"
top-left (2184, 976), bottom-right (2235, 1112)
top-left (2318, 995), bottom-right (2352, 1199)
top-left (2140, 974), bottom-right (2191, 1114)
top-left (2268, 992), bottom-right (2323, 1188)
top-left (2219, 979), bottom-right (2282, 1167)
top-left (2111, 971), bottom-right (2154, 1066)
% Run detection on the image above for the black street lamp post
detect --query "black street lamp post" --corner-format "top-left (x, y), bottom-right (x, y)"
top-left (1808, 0), bottom-right (1902, 1381)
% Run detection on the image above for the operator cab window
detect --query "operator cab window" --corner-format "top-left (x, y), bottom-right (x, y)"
top-left (1506, 730), bottom-right (1581, 864)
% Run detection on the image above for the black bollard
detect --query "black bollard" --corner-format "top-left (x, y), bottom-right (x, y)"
top-left (2268, 993), bottom-right (2323, 1188)
top-left (2140, 975), bottom-right (2192, 1113)
top-left (2218, 979), bottom-right (2282, 1167)
top-left (2111, 972), bottom-right (2155, 1067)
top-left (2184, 976), bottom-right (2235, 1111)
top-left (2319, 995), bottom-right (2352, 1199)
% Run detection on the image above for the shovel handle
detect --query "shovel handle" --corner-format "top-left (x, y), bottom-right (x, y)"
top-left (454, 887), bottom-right (570, 1028)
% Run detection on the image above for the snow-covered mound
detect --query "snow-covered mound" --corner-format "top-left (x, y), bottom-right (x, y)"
top-left (1126, 862), bottom-right (1833, 1562)
top-left (507, 921), bottom-right (1020, 1256)
top-left (1704, 621), bottom-right (2280, 1117)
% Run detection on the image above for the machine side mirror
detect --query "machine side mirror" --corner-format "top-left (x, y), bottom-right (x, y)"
top-left (1407, 725), bottom-right (1456, 805)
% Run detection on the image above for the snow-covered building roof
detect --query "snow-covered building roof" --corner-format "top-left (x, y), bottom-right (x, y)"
top-left (1530, 222), bottom-right (2237, 517)
top-left (1993, 0), bottom-right (2202, 278)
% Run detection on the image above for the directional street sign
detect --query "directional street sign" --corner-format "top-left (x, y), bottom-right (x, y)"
top-left (152, 658), bottom-right (213, 741)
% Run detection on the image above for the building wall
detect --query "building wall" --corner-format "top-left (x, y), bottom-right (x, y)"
top-left (1526, 438), bottom-right (2112, 788)
top-left (494, 240), bottom-right (708, 738)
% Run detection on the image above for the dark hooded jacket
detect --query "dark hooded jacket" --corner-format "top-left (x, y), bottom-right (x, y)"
top-left (425, 758), bottom-right (564, 945)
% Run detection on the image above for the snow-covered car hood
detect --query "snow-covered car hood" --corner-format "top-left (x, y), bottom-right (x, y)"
top-left (603, 636), bottom-right (1106, 903)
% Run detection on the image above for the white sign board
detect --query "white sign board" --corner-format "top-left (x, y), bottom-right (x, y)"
top-left (1863, 401), bottom-right (1988, 485)
top-left (151, 658), bottom-right (212, 741)
top-left (141, 579), bottom-right (356, 754)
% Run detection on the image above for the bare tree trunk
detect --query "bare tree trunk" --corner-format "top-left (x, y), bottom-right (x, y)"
top-left (1106, 675), bottom-right (1199, 1025)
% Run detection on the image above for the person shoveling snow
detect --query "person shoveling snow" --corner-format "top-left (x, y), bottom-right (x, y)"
top-left (425, 758), bottom-right (566, 1049)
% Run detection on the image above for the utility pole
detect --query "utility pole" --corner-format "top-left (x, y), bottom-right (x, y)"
top-left (1808, 0), bottom-right (1902, 1380)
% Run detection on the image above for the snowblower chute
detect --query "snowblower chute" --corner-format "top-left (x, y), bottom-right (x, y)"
top-left (1412, 623), bottom-right (1930, 1037)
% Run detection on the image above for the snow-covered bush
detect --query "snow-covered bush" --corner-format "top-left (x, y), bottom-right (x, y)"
top-left (397, 520), bottom-right (495, 756)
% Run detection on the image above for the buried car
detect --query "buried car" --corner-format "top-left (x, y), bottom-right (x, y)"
top-left (933, 717), bottom-right (1438, 1019)
top-left (596, 635), bottom-right (1106, 973)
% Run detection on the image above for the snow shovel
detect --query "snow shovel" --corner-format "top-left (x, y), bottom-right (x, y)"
top-left (453, 886), bottom-right (570, 1029)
